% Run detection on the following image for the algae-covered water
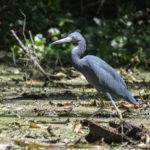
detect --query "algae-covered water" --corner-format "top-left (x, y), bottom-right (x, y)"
top-left (0, 64), bottom-right (149, 149)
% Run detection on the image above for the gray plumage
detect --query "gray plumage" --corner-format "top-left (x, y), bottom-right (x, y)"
top-left (51, 32), bottom-right (137, 119)
top-left (80, 55), bottom-right (137, 104)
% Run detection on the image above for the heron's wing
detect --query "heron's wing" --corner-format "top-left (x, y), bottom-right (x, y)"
top-left (82, 56), bottom-right (127, 91)
top-left (94, 59), bottom-right (127, 88)
top-left (80, 56), bottom-right (137, 103)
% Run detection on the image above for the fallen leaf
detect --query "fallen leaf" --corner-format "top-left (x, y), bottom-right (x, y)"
top-left (30, 122), bottom-right (41, 128)
top-left (119, 103), bottom-right (139, 109)
top-left (27, 80), bottom-right (39, 83)
top-left (74, 121), bottom-right (83, 133)
top-left (132, 143), bottom-right (150, 149)
top-left (57, 102), bottom-right (73, 107)
top-left (57, 109), bottom-right (72, 116)
top-left (55, 72), bottom-right (67, 78)
top-left (67, 120), bottom-right (83, 133)
top-left (84, 100), bottom-right (100, 107)
top-left (64, 102), bottom-right (73, 106)
top-left (141, 133), bottom-right (150, 144)
top-left (15, 140), bottom-right (50, 148)
top-left (127, 74), bottom-right (138, 82)
top-left (67, 120), bottom-right (75, 128)
top-left (32, 108), bottom-right (46, 116)
top-left (12, 122), bottom-right (28, 127)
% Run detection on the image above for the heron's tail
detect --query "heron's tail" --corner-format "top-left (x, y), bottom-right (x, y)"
top-left (126, 91), bottom-right (137, 105)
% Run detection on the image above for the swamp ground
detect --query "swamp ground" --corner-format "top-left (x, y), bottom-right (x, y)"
top-left (0, 64), bottom-right (149, 149)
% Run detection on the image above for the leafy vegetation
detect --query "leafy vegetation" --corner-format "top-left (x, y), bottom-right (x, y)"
top-left (1, 0), bottom-right (150, 67)
top-left (0, 1), bottom-right (150, 149)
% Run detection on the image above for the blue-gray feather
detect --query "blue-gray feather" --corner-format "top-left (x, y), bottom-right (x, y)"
top-left (80, 55), bottom-right (137, 104)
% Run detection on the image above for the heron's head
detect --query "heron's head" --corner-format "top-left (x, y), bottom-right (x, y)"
top-left (51, 32), bottom-right (84, 45)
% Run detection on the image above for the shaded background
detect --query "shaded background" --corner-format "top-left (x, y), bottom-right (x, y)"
top-left (1, 0), bottom-right (150, 67)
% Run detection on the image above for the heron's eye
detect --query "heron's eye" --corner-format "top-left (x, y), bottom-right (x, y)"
top-left (72, 36), bottom-right (75, 40)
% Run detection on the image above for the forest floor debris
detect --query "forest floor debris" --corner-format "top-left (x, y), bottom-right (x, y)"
top-left (0, 64), bottom-right (149, 149)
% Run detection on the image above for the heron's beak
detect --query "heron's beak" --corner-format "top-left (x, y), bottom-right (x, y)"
top-left (51, 37), bottom-right (72, 45)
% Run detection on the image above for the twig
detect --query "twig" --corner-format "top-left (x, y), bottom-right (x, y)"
top-left (20, 9), bottom-right (27, 41)
top-left (57, 53), bottom-right (63, 67)
top-left (20, 9), bottom-right (29, 66)
top-left (11, 29), bottom-right (50, 80)
top-left (29, 30), bottom-right (37, 58)
top-left (12, 49), bottom-right (16, 66)
top-left (97, 0), bottom-right (105, 14)
top-left (11, 30), bottom-right (27, 54)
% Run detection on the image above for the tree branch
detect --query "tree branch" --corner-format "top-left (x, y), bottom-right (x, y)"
top-left (11, 29), bottom-right (50, 80)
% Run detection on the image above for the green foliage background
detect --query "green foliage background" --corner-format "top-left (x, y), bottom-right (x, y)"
top-left (1, 0), bottom-right (150, 67)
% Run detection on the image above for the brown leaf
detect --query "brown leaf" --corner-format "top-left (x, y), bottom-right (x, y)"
top-left (119, 103), bottom-right (139, 109)
top-left (64, 102), bottom-right (73, 106)
top-left (27, 80), bottom-right (39, 83)
top-left (30, 122), bottom-right (41, 128)
top-left (57, 102), bottom-right (73, 107)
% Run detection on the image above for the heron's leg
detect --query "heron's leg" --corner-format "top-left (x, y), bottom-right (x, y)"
top-left (105, 92), bottom-right (123, 120)
top-left (87, 92), bottom-right (104, 119)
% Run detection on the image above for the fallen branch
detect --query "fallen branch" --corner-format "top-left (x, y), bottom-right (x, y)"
top-left (82, 119), bottom-right (150, 145)
top-left (11, 29), bottom-right (50, 80)
top-left (82, 119), bottom-right (133, 144)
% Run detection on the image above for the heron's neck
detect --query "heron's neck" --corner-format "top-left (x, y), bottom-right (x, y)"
top-left (71, 39), bottom-right (86, 71)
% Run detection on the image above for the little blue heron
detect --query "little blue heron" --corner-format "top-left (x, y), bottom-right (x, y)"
top-left (51, 32), bottom-right (137, 120)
